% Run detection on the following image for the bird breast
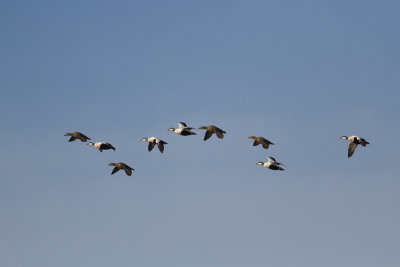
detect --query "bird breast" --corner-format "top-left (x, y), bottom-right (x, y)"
top-left (95, 143), bottom-right (103, 149)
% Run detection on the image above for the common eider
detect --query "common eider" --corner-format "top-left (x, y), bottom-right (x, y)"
top-left (64, 132), bottom-right (91, 142)
top-left (87, 142), bottom-right (116, 152)
top-left (140, 137), bottom-right (168, 153)
top-left (108, 162), bottom-right (134, 176)
top-left (168, 122), bottom-right (196, 136)
top-left (198, 125), bottom-right (226, 141)
top-left (248, 136), bottom-right (274, 149)
top-left (340, 135), bottom-right (369, 158)
top-left (256, 157), bottom-right (284, 171)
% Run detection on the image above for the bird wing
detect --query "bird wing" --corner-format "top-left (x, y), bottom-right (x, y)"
top-left (204, 131), bottom-right (213, 141)
top-left (262, 137), bottom-right (274, 145)
top-left (253, 140), bottom-right (260, 146)
top-left (269, 164), bottom-right (284, 171)
top-left (111, 167), bottom-right (120, 175)
top-left (148, 142), bottom-right (156, 151)
top-left (124, 168), bottom-right (132, 176)
top-left (267, 157), bottom-right (276, 162)
top-left (348, 142), bottom-right (358, 158)
top-left (106, 143), bottom-right (116, 150)
top-left (68, 136), bottom-right (77, 142)
top-left (178, 122), bottom-right (187, 128)
top-left (360, 138), bottom-right (369, 146)
top-left (77, 133), bottom-right (90, 142)
top-left (157, 142), bottom-right (165, 153)
top-left (178, 122), bottom-right (193, 130)
top-left (214, 126), bottom-right (226, 134)
top-left (215, 129), bottom-right (224, 139)
top-left (261, 142), bottom-right (270, 149)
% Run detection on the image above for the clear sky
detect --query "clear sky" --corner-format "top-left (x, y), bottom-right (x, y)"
top-left (1, 0), bottom-right (399, 266)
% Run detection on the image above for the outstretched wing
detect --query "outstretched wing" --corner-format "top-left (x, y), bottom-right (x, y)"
top-left (111, 167), bottom-right (120, 175)
top-left (68, 136), bottom-right (77, 142)
top-left (181, 130), bottom-right (195, 136)
top-left (102, 143), bottom-right (116, 150)
top-left (253, 140), bottom-right (260, 146)
top-left (124, 168), bottom-right (133, 176)
top-left (269, 165), bottom-right (284, 171)
top-left (215, 129), bottom-right (224, 139)
top-left (179, 122), bottom-right (193, 130)
top-left (204, 131), bottom-right (213, 141)
top-left (178, 122), bottom-right (187, 128)
top-left (77, 133), bottom-right (90, 142)
top-left (348, 142), bottom-right (358, 158)
top-left (157, 142), bottom-right (165, 153)
top-left (148, 142), bottom-right (156, 151)
top-left (359, 138), bottom-right (369, 146)
top-left (213, 126), bottom-right (225, 133)
top-left (262, 142), bottom-right (270, 149)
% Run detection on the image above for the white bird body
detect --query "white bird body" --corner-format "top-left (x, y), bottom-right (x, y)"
top-left (87, 141), bottom-right (115, 152)
top-left (174, 128), bottom-right (184, 134)
top-left (147, 137), bottom-right (158, 143)
top-left (93, 142), bottom-right (104, 149)
top-left (256, 158), bottom-right (284, 171)
top-left (168, 122), bottom-right (196, 136)
top-left (141, 137), bottom-right (168, 153)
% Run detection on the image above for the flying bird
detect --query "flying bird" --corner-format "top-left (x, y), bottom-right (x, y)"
top-left (108, 162), bottom-right (134, 176)
top-left (198, 125), bottom-right (226, 141)
top-left (64, 132), bottom-right (91, 142)
top-left (87, 142), bottom-right (116, 152)
top-left (256, 157), bottom-right (285, 171)
top-left (248, 136), bottom-right (274, 149)
top-left (340, 135), bottom-right (369, 158)
top-left (168, 122), bottom-right (196, 136)
top-left (141, 137), bottom-right (168, 153)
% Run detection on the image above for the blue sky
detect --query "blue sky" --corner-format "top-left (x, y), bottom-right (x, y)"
top-left (1, 1), bottom-right (399, 266)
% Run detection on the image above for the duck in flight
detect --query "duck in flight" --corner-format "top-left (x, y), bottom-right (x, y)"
top-left (108, 162), bottom-right (134, 176)
top-left (248, 136), bottom-right (274, 150)
top-left (168, 122), bottom-right (196, 136)
top-left (87, 142), bottom-right (116, 152)
top-left (141, 137), bottom-right (168, 153)
top-left (256, 157), bottom-right (285, 171)
top-left (340, 135), bottom-right (369, 158)
top-left (198, 125), bottom-right (226, 141)
top-left (64, 132), bottom-right (91, 142)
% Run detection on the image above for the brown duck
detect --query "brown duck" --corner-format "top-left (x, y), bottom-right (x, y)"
top-left (108, 162), bottom-right (134, 176)
top-left (248, 136), bottom-right (274, 149)
top-left (64, 132), bottom-right (91, 142)
top-left (198, 125), bottom-right (226, 141)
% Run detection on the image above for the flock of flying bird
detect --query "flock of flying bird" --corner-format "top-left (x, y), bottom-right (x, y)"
top-left (64, 122), bottom-right (370, 176)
